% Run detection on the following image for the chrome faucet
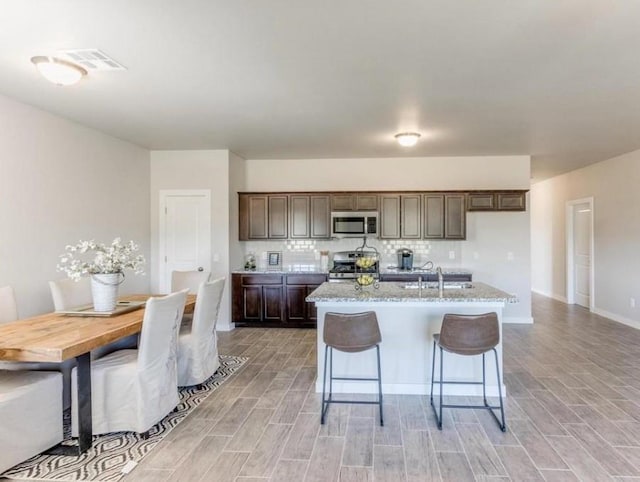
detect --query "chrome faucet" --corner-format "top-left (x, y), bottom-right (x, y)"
top-left (436, 266), bottom-right (444, 292)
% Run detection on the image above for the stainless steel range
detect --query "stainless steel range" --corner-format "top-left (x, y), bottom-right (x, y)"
top-left (328, 251), bottom-right (379, 281)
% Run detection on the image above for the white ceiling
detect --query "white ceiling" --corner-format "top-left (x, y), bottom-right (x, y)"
top-left (1, 1), bottom-right (640, 182)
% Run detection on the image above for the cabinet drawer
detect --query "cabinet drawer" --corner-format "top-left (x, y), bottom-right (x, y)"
top-left (241, 275), bottom-right (283, 285)
top-left (286, 274), bottom-right (327, 285)
top-left (497, 192), bottom-right (526, 211)
top-left (467, 193), bottom-right (496, 211)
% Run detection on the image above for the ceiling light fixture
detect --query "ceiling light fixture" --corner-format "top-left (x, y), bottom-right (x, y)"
top-left (395, 132), bottom-right (421, 147)
top-left (30, 56), bottom-right (87, 86)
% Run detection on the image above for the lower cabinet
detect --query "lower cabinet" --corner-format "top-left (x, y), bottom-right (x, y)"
top-left (232, 273), bottom-right (326, 328)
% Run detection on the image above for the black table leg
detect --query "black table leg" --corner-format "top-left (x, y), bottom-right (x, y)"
top-left (45, 352), bottom-right (92, 456)
top-left (76, 352), bottom-right (93, 453)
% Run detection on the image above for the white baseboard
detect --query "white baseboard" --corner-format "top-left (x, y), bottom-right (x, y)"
top-left (532, 289), bottom-right (567, 303)
top-left (592, 308), bottom-right (640, 331)
top-left (217, 322), bottom-right (236, 332)
top-left (503, 316), bottom-right (534, 324)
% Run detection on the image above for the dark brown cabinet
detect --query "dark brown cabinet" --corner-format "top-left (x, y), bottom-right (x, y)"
top-left (240, 190), bottom-right (526, 241)
top-left (445, 194), bottom-right (466, 239)
top-left (232, 274), bottom-right (285, 325)
top-left (239, 194), bottom-right (288, 240)
top-left (331, 193), bottom-right (378, 211)
top-left (285, 274), bottom-right (326, 327)
top-left (379, 195), bottom-right (401, 239)
top-left (233, 273), bottom-right (326, 327)
top-left (467, 191), bottom-right (526, 212)
top-left (289, 195), bottom-right (331, 239)
top-left (423, 194), bottom-right (466, 240)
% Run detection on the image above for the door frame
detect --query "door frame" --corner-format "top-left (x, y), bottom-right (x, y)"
top-left (566, 197), bottom-right (594, 310)
top-left (159, 189), bottom-right (211, 293)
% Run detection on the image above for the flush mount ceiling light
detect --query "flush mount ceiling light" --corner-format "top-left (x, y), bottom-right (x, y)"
top-left (30, 56), bottom-right (87, 86)
top-left (395, 132), bottom-right (421, 147)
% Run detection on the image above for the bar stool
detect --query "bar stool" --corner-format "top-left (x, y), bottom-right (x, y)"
top-left (430, 312), bottom-right (506, 431)
top-left (321, 311), bottom-right (384, 426)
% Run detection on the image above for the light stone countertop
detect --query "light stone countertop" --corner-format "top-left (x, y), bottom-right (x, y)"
top-left (232, 267), bottom-right (328, 275)
top-left (306, 281), bottom-right (517, 303)
top-left (380, 267), bottom-right (472, 275)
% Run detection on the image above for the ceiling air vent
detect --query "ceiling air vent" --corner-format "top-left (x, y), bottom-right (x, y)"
top-left (57, 49), bottom-right (126, 71)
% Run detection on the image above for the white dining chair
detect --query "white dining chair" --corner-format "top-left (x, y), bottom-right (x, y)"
top-left (0, 285), bottom-right (18, 324)
top-left (177, 278), bottom-right (225, 388)
top-left (71, 290), bottom-right (188, 437)
top-left (171, 270), bottom-right (211, 294)
top-left (49, 278), bottom-right (139, 360)
top-left (49, 277), bottom-right (93, 312)
top-left (0, 285), bottom-right (75, 410)
top-left (0, 370), bottom-right (63, 473)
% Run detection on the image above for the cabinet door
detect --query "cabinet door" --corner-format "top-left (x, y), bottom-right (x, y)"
top-left (444, 194), bottom-right (466, 239)
top-left (356, 194), bottom-right (378, 211)
top-left (497, 192), bottom-right (526, 211)
top-left (289, 195), bottom-right (310, 238)
top-left (263, 285), bottom-right (284, 321)
top-left (310, 195), bottom-right (331, 238)
top-left (285, 285), bottom-right (307, 322)
top-left (379, 195), bottom-right (401, 239)
top-left (268, 195), bottom-right (288, 239)
top-left (247, 195), bottom-right (268, 239)
top-left (423, 195), bottom-right (444, 239)
top-left (467, 193), bottom-right (496, 211)
top-left (401, 195), bottom-right (422, 239)
top-left (331, 194), bottom-right (355, 211)
top-left (242, 286), bottom-right (263, 321)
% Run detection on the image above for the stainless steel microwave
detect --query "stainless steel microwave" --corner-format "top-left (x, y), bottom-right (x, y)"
top-left (330, 212), bottom-right (378, 238)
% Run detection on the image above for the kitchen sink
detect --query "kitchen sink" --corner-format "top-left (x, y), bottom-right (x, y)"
top-left (403, 282), bottom-right (474, 290)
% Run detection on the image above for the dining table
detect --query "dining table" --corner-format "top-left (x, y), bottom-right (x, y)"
top-left (0, 294), bottom-right (196, 456)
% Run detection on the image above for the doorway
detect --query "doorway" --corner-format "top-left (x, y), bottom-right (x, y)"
top-left (566, 197), bottom-right (594, 310)
top-left (159, 190), bottom-right (211, 293)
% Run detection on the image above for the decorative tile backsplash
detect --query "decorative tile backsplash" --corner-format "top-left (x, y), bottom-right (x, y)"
top-left (240, 237), bottom-right (462, 270)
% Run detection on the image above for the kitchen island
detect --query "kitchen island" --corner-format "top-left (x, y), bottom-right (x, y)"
top-left (307, 281), bottom-right (516, 396)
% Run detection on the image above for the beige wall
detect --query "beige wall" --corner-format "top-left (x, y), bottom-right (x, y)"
top-left (0, 94), bottom-right (150, 318)
top-left (531, 149), bottom-right (640, 327)
top-left (245, 156), bottom-right (531, 191)
top-left (242, 156), bottom-right (532, 322)
top-left (149, 150), bottom-right (234, 330)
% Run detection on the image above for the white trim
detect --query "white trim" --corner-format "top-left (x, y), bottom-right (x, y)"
top-left (531, 288), bottom-right (568, 304)
top-left (159, 189), bottom-right (211, 293)
top-left (503, 316), bottom-right (534, 324)
top-left (592, 308), bottom-right (640, 331)
top-left (566, 197), bottom-right (595, 311)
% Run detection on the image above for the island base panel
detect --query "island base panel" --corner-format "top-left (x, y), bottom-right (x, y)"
top-left (315, 303), bottom-right (507, 397)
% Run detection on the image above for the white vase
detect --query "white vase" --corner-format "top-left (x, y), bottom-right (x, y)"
top-left (91, 273), bottom-right (123, 312)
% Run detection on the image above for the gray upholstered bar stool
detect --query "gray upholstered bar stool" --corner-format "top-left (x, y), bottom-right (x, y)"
top-left (321, 311), bottom-right (384, 426)
top-left (430, 312), bottom-right (506, 431)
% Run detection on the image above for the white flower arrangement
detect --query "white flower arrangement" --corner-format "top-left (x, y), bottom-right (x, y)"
top-left (57, 238), bottom-right (146, 281)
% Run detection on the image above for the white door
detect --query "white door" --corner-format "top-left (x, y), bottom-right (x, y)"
top-left (159, 190), bottom-right (211, 293)
top-left (573, 202), bottom-right (592, 308)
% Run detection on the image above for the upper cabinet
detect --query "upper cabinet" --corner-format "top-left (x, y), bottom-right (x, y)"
top-left (240, 194), bottom-right (288, 240)
top-left (423, 194), bottom-right (466, 240)
top-left (467, 191), bottom-right (526, 212)
top-left (289, 194), bottom-right (331, 239)
top-left (240, 190), bottom-right (526, 240)
top-left (331, 193), bottom-right (378, 211)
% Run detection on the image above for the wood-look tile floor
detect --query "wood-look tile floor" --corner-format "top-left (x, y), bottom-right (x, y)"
top-left (74, 294), bottom-right (640, 480)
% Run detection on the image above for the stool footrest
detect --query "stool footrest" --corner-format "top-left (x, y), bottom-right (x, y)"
top-left (322, 399), bottom-right (380, 405)
top-left (431, 380), bottom-right (484, 385)
top-left (331, 376), bottom-right (379, 381)
top-left (440, 404), bottom-right (502, 410)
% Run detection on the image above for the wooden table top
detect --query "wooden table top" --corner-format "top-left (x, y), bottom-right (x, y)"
top-left (0, 294), bottom-right (196, 363)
